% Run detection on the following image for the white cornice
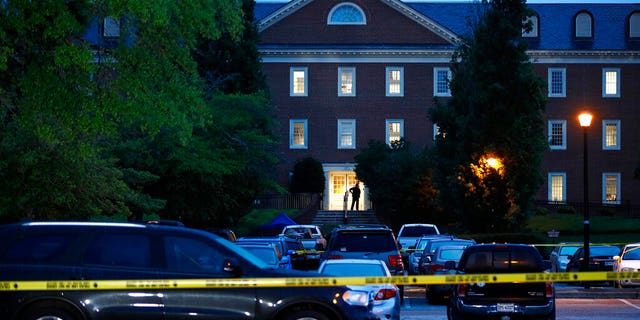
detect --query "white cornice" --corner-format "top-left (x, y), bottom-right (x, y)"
top-left (258, 0), bottom-right (314, 32)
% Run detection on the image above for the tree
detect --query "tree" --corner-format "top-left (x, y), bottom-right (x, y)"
top-left (354, 140), bottom-right (441, 231)
top-left (0, 0), bottom-right (274, 225)
top-left (290, 157), bottom-right (325, 193)
top-left (428, 0), bottom-right (547, 233)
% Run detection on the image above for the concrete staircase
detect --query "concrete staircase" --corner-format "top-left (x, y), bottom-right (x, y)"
top-left (312, 210), bottom-right (380, 226)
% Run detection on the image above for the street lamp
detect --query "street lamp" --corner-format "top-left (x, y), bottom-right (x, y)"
top-left (578, 112), bottom-right (592, 272)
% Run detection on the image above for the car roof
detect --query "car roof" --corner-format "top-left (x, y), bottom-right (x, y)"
top-left (334, 224), bottom-right (390, 231)
top-left (322, 258), bottom-right (385, 265)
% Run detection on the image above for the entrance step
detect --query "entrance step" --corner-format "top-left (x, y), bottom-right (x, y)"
top-left (312, 210), bottom-right (379, 226)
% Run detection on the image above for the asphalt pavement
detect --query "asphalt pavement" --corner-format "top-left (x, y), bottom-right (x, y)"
top-left (555, 283), bottom-right (640, 299)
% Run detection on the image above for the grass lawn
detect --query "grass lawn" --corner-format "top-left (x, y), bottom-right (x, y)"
top-left (527, 213), bottom-right (640, 245)
top-left (234, 208), bottom-right (298, 237)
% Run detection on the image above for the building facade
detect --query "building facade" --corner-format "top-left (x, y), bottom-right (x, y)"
top-left (255, 0), bottom-right (640, 214)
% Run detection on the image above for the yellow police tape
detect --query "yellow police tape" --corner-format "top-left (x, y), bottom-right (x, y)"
top-left (2, 271), bottom-right (638, 291)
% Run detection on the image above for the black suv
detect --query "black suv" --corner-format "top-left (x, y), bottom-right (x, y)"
top-left (447, 244), bottom-right (555, 320)
top-left (0, 221), bottom-right (377, 320)
top-left (321, 224), bottom-right (404, 275)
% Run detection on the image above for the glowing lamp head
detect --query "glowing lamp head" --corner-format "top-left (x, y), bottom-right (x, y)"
top-left (578, 113), bottom-right (593, 127)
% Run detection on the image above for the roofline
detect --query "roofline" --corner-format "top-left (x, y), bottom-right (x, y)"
top-left (257, 0), bottom-right (461, 45)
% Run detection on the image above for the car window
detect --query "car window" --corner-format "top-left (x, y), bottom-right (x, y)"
top-left (590, 246), bottom-right (620, 256)
top-left (333, 232), bottom-right (396, 252)
top-left (427, 240), bottom-right (473, 254)
top-left (243, 247), bottom-right (278, 265)
top-left (438, 248), bottom-right (465, 261)
top-left (320, 263), bottom-right (387, 276)
top-left (2, 234), bottom-right (75, 264)
top-left (463, 250), bottom-right (540, 273)
top-left (83, 234), bottom-right (151, 268)
top-left (559, 246), bottom-right (579, 256)
top-left (400, 226), bottom-right (437, 237)
top-left (622, 247), bottom-right (640, 259)
top-left (165, 236), bottom-right (224, 273)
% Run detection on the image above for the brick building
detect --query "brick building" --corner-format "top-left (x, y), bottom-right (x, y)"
top-left (255, 0), bottom-right (640, 215)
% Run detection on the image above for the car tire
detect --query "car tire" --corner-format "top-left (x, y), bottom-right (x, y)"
top-left (22, 304), bottom-right (79, 320)
top-left (280, 309), bottom-right (331, 320)
top-left (446, 299), bottom-right (466, 320)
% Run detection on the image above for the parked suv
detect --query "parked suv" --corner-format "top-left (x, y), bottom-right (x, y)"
top-left (0, 221), bottom-right (377, 320)
top-left (321, 224), bottom-right (404, 275)
top-left (447, 244), bottom-right (555, 320)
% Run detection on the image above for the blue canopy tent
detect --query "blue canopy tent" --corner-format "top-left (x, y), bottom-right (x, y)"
top-left (257, 213), bottom-right (297, 236)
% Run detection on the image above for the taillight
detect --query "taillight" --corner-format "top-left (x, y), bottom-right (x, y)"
top-left (327, 255), bottom-right (343, 260)
top-left (374, 288), bottom-right (397, 300)
top-left (430, 263), bottom-right (445, 272)
top-left (545, 282), bottom-right (554, 298)
top-left (388, 255), bottom-right (404, 268)
top-left (457, 284), bottom-right (467, 297)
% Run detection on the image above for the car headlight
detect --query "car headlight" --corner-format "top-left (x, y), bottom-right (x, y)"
top-left (342, 290), bottom-right (370, 306)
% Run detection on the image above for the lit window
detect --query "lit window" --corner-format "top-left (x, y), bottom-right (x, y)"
top-left (386, 119), bottom-right (404, 145)
top-left (327, 3), bottom-right (366, 25)
top-left (575, 12), bottom-right (593, 38)
top-left (548, 68), bottom-right (566, 97)
top-left (338, 119), bottom-right (356, 149)
top-left (103, 16), bottom-right (120, 38)
top-left (433, 67), bottom-right (451, 97)
top-left (603, 173), bottom-right (621, 204)
top-left (386, 67), bottom-right (404, 97)
top-left (290, 119), bottom-right (308, 149)
top-left (548, 120), bottom-right (566, 150)
top-left (630, 12), bottom-right (640, 38)
top-left (602, 120), bottom-right (620, 150)
top-left (602, 68), bottom-right (620, 98)
top-left (290, 67), bottom-right (308, 96)
top-left (522, 15), bottom-right (539, 38)
top-left (338, 67), bottom-right (356, 96)
top-left (548, 172), bottom-right (566, 203)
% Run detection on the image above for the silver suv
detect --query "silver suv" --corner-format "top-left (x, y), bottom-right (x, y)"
top-left (321, 224), bottom-right (404, 275)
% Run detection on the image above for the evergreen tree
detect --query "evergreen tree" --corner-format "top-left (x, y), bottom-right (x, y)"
top-left (428, 0), bottom-right (547, 233)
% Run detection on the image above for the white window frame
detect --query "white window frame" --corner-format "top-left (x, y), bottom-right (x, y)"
top-left (103, 16), bottom-right (121, 38)
top-left (548, 120), bottom-right (567, 150)
top-left (602, 120), bottom-right (621, 150)
top-left (602, 172), bottom-right (621, 204)
top-left (522, 15), bottom-right (539, 38)
top-left (290, 67), bottom-right (308, 97)
top-left (630, 12), bottom-right (640, 38)
top-left (548, 68), bottom-right (566, 98)
top-left (602, 68), bottom-right (620, 98)
top-left (337, 119), bottom-right (356, 149)
top-left (575, 12), bottom-right (593, 38)
top-left (386, 67), bottom-right (404, 97)
top-left (289, 119), bottom-right (308, 149)
top-left (433, 67), bottom-right (452, 97)
top-left (548, 172), bottom-right (566, 203)
top-left (338, 67), bottom-right (356, 97)
top-left (327, 3), bottom-right (366, 25)
top-left (386, 119), bottom-right (404, 146)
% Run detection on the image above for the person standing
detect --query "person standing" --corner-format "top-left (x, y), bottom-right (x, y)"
top-left (349, 182), bottom-right (361, 211)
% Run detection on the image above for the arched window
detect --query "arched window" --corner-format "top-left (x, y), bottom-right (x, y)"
top-left (630, 11), bottom-right (640, 38)
top-left (328, 2), bottom-right (366, 25)
top-left (522, 14), bottom-right (539, 38)
top-left (575, 11), bottom-right (593, 38)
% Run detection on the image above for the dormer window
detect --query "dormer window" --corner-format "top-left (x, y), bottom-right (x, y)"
top-left (522, 14), bottom-right (539, 38)
top-left (328, 3), bottom-right (366, 25)
top-left (575, 11), bottom-right (593, 39)
top-left (630, 11), bottom-right (640, 39)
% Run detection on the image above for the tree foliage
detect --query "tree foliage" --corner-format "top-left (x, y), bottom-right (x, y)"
top-left (428, 0), bottom-right (547, 233)
top-left (354, 140), bottom-right (441, 231)
top-left (0, 0), bottom-right (278, 226)
top-left (290, 156), bottom-right (325, 193)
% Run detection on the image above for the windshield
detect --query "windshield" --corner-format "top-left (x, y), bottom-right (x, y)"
top-left (320, 263), bottom-right (387, 276)
top-left (622, 246), bottom-right (640, 260)
top-left (438, 248), bottom-right (465, 261)
top-left (400, 226), bottom-right (437, 237)
top-left (242, 247), bottom-right (278, 266)
top-left (559, 246), bottom-right (580, 256)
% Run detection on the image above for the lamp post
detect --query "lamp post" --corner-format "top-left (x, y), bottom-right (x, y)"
top-left (578, 112), bottom-right (592, 272)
